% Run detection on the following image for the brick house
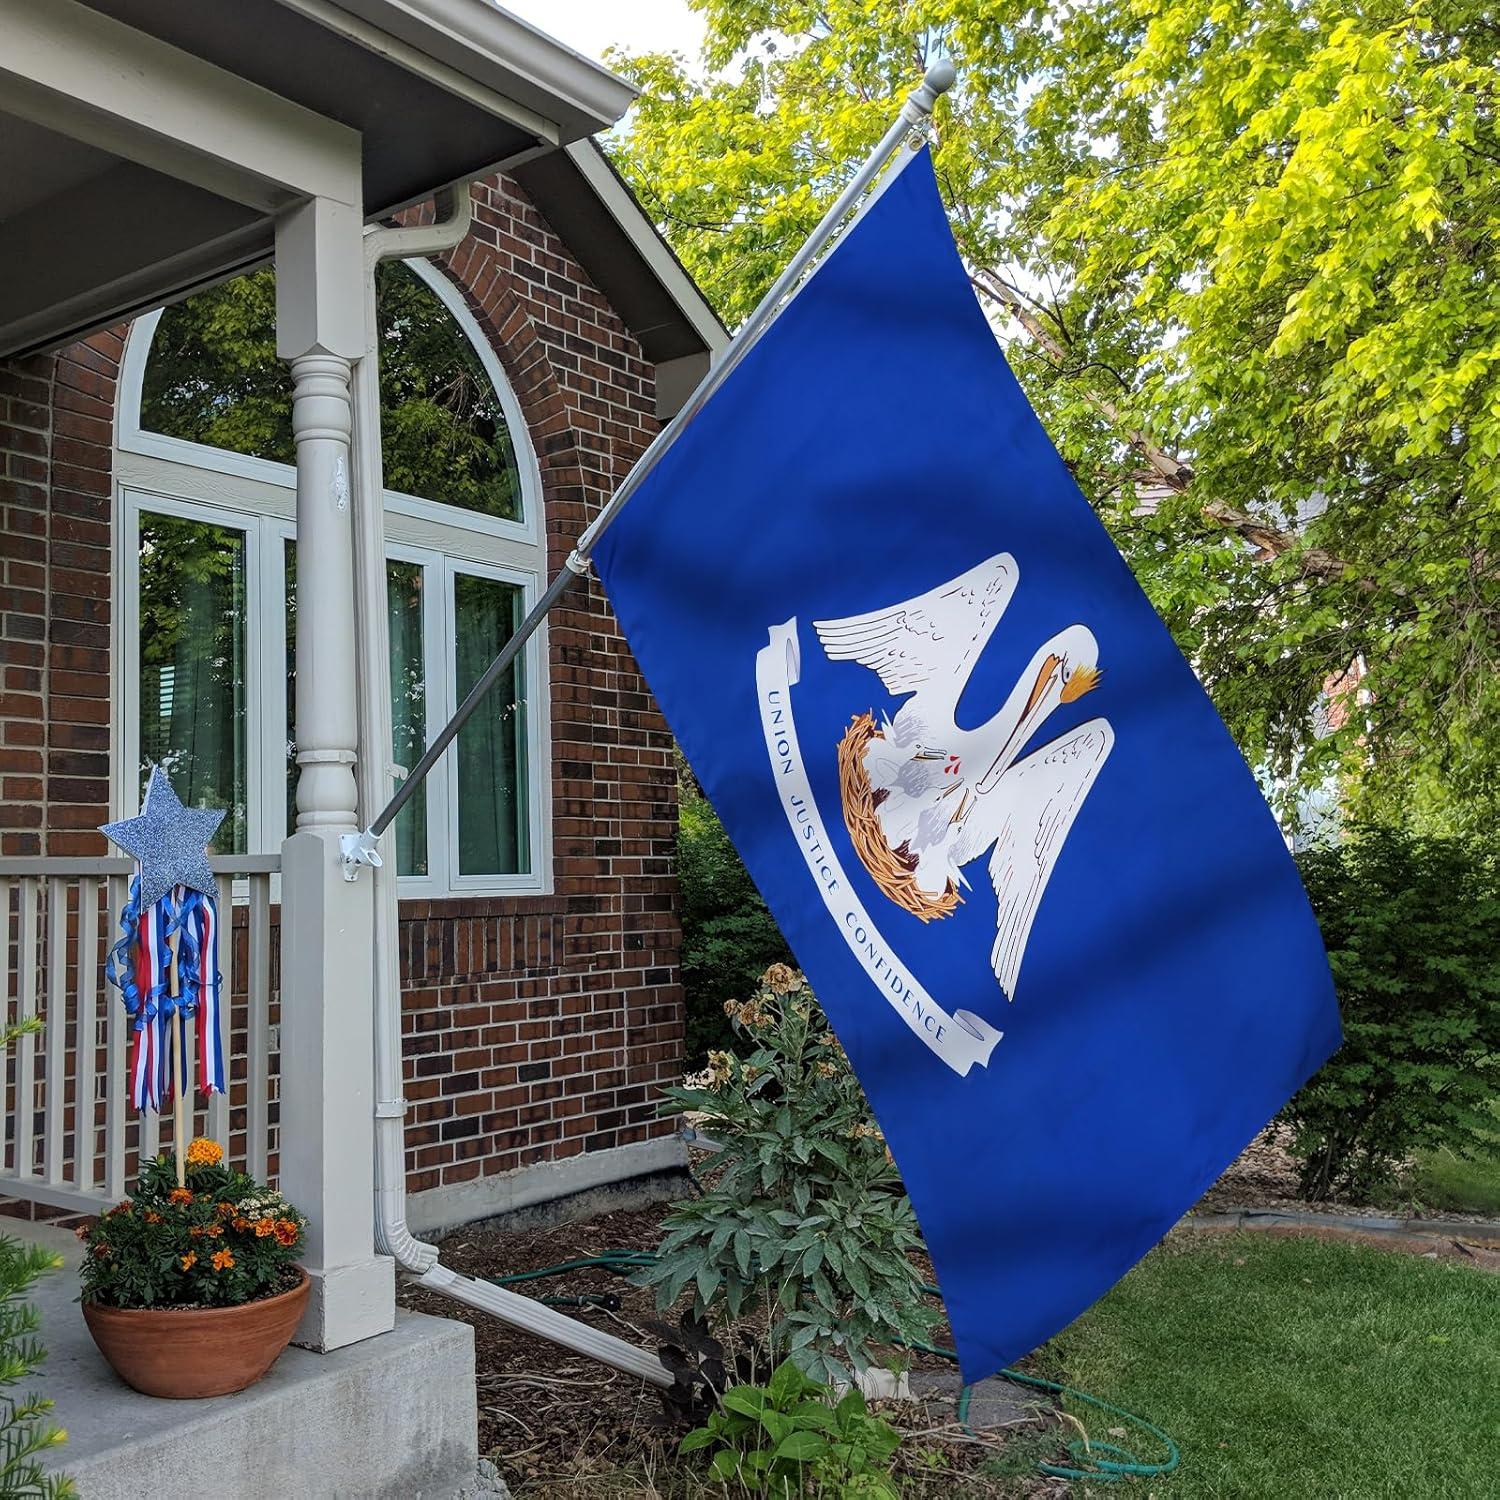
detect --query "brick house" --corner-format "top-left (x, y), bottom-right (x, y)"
top-left (2, 147), bottom-right (720, 1225)
top-left (0, 5), bottom-right (722, 1490)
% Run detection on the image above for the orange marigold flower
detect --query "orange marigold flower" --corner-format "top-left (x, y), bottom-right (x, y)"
top-left (186, 1137), bottom-right (224, 1168)
top-left (74, 1225), bottom-right (89, 1241)
top-left (180, 1252), bottom-right (197, 1271)
top-left (211, 1249), bottom-right (234, 1271)
top-left (216, 1202), bottom-right (235, 1217)
top-left (144, 1211), bottom-right (163, 1225)
top-left (190, 1225), bottom-right (206, 1238)
top-left (273, 1219), bottom-right (299, 1247)
top-left (254, 1219), bottom-right (276, 1238)
top-left (232, 1217), bottom-right (251, 1232)
top-left (92, 1243), bottom-right (110, 1258)
top-left (168, 1187), bottom-right (194, 1206)
top-left (110, 1199), bottom-right (132, 1216)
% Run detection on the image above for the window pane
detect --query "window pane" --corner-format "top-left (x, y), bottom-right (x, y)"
top-left (283, 547), bottom-right (431, 877)
top-left (138, 513), bottom-right (248, 853)
top-left (140, 269), bottom-right (293, 465)
top-left (454, 574), bottom-right (529, 876)
top-left (140, 262), bottom-right (524, 522)
top-left (376, 262), bottom-right (523, 521)
top-left (387, 561), bottom-right (428, 877)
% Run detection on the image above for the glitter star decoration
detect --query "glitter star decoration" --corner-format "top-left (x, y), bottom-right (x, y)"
top-left (99, 768), bottom-right (226, 909)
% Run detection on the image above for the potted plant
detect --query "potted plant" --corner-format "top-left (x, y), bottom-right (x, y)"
top-left (77, 1137), bottom-right (309, 1399)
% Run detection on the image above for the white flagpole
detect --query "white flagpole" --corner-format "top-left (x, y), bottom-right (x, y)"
top-left (344, 60), bottom-right (956, 870)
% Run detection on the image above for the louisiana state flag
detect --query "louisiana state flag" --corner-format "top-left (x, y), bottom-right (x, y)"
top-left (593, 147), bottom-right (1340, 1380)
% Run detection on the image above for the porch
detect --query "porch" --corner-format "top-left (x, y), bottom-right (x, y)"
top-left (0, 2), bottom-right (696, 1493)
top-left (0, 855), bottom-right (492, 1497)
top-left (0, 857), bottom-right (279, 1220)
top-left (14, 1217), bottom-right (481, 1498)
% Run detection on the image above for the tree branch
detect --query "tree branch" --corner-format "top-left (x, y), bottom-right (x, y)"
top-left (970, 268), bottom-right (1367, 588)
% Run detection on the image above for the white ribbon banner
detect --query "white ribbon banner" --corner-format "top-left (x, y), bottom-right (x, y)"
top-left (756, 619), bottom-right (1003, 1077)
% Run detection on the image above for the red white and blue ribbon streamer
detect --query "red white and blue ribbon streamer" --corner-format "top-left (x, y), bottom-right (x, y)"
top-left (105, 874), bottom-right (225, 1112)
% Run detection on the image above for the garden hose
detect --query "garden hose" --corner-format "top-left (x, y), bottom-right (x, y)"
top-left (485, 1250), bottom-right (656, 1309)
top-left (902, 1300), bottom-right (1180, 1483)
top-left (483, 1255), bottom-right (1181, 1485)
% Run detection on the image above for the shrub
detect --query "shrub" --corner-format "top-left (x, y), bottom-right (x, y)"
top-left (1283, 826), bottom-right (1500, 1200)
top-left (679, 787), bottom-right (791, 1067)
top-left (680, 1358), bottom-right (901, 1497)
top-left (639, 967), bottom-right (938, 1382)
top-left (0, 1017), bottom-right (73, 1497)
top-left (78, 1141), bottom-right (306, 1309)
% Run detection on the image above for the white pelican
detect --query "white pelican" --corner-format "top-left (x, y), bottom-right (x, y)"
top-left (815, 553), bottom-right (1113, 1000)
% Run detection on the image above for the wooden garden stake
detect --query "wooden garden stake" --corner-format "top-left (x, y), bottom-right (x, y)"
top-left (168, 925), bottom-right (186, 1189)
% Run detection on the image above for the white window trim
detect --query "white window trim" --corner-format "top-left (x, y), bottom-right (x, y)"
top-left (112, 258), bottom-right (554, 897)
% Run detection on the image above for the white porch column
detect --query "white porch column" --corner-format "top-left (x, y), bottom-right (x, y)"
top-left (275, 196), bottom-right (396, 1351)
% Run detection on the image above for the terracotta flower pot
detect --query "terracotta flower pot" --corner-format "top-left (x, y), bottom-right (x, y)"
top-left (82, 1268), bottom-right (310, 1399)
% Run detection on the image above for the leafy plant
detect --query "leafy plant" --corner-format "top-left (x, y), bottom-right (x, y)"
top-left (639, 967), bottom-right (937, 1381)
top-left (611, 3), bottom-right (1500, 833)
top-left (680, 1358), bottom-right (901, 1497)
top-left (0, 1016), bottom-right (73, 1497)
top-left (679, 782), bottom-right (792, 1066)
top-left (1283, 827), bottom-right (1500, 1200)
top-left (78, 1139), bottom-right (306, 1309)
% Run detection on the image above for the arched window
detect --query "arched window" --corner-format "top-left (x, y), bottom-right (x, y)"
top-left (116, 260), bottom-right (550, 895)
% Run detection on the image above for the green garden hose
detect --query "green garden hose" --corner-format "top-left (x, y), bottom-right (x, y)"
top-left (483, 1255), bottom-right (1180, 1485)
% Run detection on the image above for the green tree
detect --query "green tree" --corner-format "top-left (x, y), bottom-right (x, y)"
top-left (1285, 826), bottom-right (1500, 1200)
top-left (610, 1), bottom-right (1500, 829)
top-left (678, 774), bottom-right (792, 1066)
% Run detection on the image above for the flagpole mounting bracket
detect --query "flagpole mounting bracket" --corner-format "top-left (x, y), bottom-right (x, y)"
top-left (339, 827), bottom-right (384, 882)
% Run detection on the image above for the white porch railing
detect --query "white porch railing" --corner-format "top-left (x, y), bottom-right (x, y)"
top-left (0, 855), bottom-right (280, 1215)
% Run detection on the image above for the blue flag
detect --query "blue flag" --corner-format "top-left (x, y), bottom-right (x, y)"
top-left (593, 149), bottom-right (1341, 1380)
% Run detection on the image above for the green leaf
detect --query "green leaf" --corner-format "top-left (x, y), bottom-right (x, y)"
top-left (772, 1430), bottom-right (830, 1462)
top-left (721, 1387), bottom-right (769, 1418)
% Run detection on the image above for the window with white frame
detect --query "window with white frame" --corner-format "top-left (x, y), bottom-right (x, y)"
top-left (115, 259), bottom-right (550, 894)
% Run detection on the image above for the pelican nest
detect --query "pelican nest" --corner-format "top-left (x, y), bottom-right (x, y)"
top-left (836, 711), bottom-right (962, 924)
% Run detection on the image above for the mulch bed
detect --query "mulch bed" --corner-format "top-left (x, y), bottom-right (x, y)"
top-left (396, 1129), bottom-right (1499, 1494)
top-left (1193, 1124), bottom-right (1499, 1225)
top-left (398, 1202), bottom-right (1067, 1497)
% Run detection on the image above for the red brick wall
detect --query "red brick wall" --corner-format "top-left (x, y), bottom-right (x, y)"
top-left (0, 336), bottom-right (119, 858)
top-left (0, 166), bottom-right (684, 1210)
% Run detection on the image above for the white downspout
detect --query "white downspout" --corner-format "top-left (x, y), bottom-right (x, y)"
top-left (349, 184), bottom-right (672, 1388)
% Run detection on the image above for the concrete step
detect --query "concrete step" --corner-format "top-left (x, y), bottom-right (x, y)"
top-left (9, 1220), bottom-right (482, 1499)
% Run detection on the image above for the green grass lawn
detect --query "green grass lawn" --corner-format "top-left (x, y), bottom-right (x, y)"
top-left (1034, 1234), bottom-right (1500, 1500)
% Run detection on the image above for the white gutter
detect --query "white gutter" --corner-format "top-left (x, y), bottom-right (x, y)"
top-left (349, 183), bottom-right (673, 1388)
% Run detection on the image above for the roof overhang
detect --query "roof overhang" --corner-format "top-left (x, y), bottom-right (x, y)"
top-left (0, 0), bottom-right (637, 358)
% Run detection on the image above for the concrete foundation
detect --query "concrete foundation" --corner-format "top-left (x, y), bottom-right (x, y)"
top-left (407, 1134), bottom-right (689, 1237)
top-left (23, 1222), bottom-right (480, 1498)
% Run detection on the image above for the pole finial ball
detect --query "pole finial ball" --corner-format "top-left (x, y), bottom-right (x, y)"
top-left (925, 58), bottom-right (958, 96)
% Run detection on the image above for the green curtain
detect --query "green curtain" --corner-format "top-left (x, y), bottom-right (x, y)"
top-left (454, 574), bottom-right (528, 876)
top-left (137, 513), bottom-right (248, 852)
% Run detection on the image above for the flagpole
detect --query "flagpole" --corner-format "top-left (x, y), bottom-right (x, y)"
top-left (343, 60), bottom-right (956, 870)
